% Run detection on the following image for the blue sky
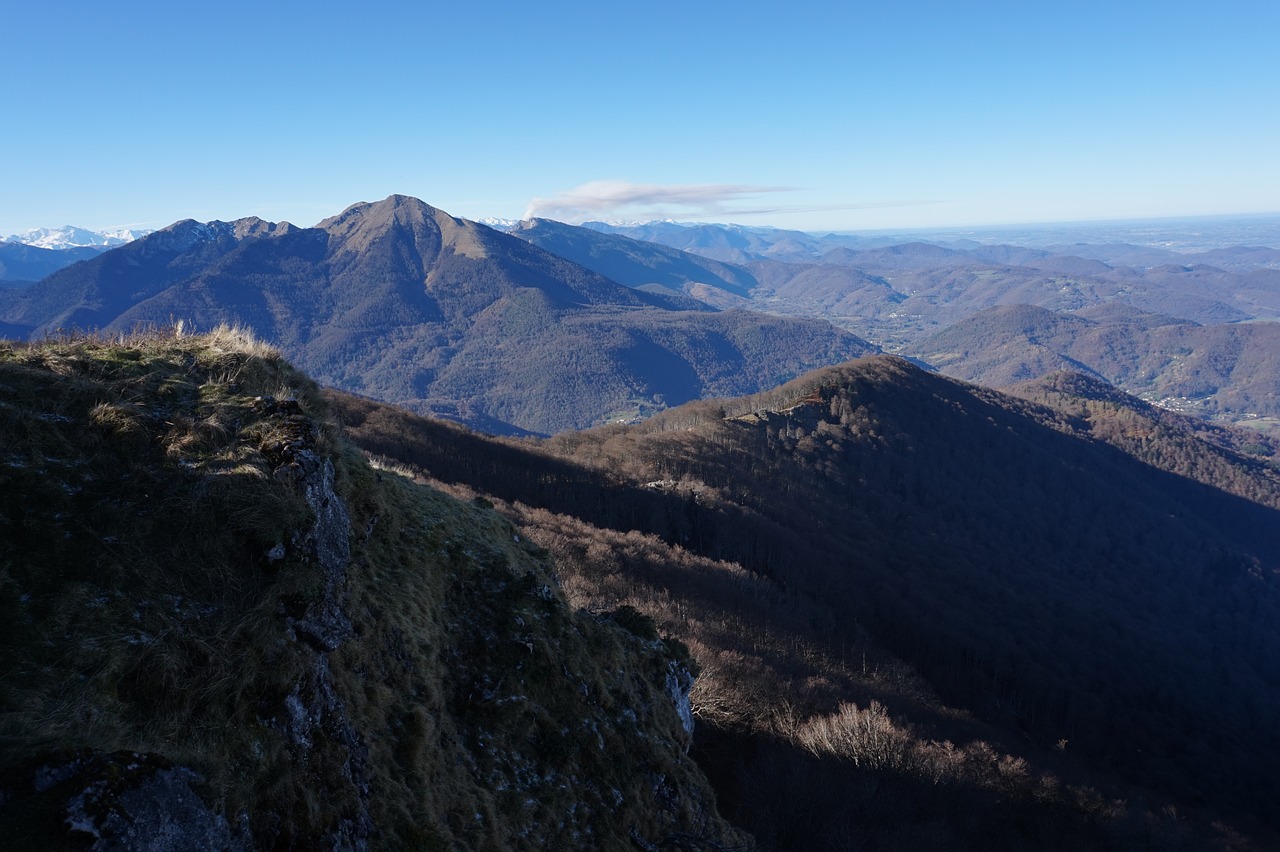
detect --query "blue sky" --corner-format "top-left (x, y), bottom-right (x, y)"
top-left (4, 0), bottom-right (1277, 235)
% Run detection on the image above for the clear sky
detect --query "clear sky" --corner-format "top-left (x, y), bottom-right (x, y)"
top-left (4, 0), bottom-right (1277, 235)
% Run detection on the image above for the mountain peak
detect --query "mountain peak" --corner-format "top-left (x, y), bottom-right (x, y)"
top-left (318, 194), bottom-right (439, 230)
top-left (140, 219), bottom-right (236, 252)
top-left (317, 194), bottom-right (493, 261)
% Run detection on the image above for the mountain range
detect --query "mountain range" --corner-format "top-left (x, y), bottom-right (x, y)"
top-left (3, 225), bottom-right (153, 250)
top-left (581, 219), bottom-right (878, 264)
top-left (5, 192), bottom-right (1280, 847)
top-left (509, 217), bottom-right (757, 307)
top-left (0, 227), bottom-right (154, 287)
top-left (0, 196), bottom-right (873, 435)
top-left (914, 302), bottom-right (1280, 423)
top-left (523, 218), bottom-right (1280, 431)
top-left (7, 203), bottom-right (1279, 437)
top-left (0, 242), bottom-right (107, 288)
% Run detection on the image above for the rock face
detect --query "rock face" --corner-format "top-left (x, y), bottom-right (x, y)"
top-left (666, 661), bottom-right (697, 742)
top-left (256, 394), bottom-right (370, 849)
top-left (0, 332), bottom-right (748, 850)
top-left (7, 751), bottom-right (249, 851)
top-left (260, 394), bottom-right (357, 654)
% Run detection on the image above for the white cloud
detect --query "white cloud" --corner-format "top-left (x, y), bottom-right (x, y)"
top-left (524, 180), bottom-right (942, 225)
top-left (524, 180), bottom-right (792, 223)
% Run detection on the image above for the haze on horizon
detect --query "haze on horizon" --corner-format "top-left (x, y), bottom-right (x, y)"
top-left (4, 1), bottom-right (1277, 236)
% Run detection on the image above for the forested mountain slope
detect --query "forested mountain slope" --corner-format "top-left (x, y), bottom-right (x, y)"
top-left (509, 218), bottom-right (758, 306)
top-left (332, 356), bottom-right (1280, 850)
top-left (1007, 369), bottom-right (1280, 493)
top-left (573, 221), bottom-right (1280, 429)
top-left (914, 303), bottom-right (1280, 421)
top-left (0, 242), bottom-right (104, 285)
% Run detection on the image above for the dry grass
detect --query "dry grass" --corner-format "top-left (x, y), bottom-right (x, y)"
top-left (0, 330), bottom-right (747, 850)
top-left (391, 468), bottom-right (1229, 851)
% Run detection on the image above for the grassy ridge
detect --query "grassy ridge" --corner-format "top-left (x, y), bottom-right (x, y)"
top-left (0, 329), bottom-right (744, 849)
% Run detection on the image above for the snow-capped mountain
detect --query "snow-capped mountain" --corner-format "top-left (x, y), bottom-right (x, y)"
top-left (476, 217), bottom-right (520, 232)
top-left (3, 226), bottom-right (153, 250)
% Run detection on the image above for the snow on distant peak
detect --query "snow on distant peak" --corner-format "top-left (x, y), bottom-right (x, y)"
top-left (4, 225), bottom-right (154, 250)
top-left (601, 218), bottom-right (688, 227)
top-left (477, 217), bottom-right (520, 232)
top-left (99, 227), bottom-right (152, 243)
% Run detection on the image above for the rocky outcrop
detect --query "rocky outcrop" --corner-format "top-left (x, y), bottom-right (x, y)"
top-left (666, 660), bottom-right (697, 742)
top-left (257, 395), bottom-right (371, 849)
top-left (3, 751), bottom-right (250, 851)
top-left (260, 395), bottom-right (356, 653)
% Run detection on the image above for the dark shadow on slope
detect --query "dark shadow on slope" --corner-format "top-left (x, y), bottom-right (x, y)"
top-left (326, 357), bottom-right (1280, 838)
